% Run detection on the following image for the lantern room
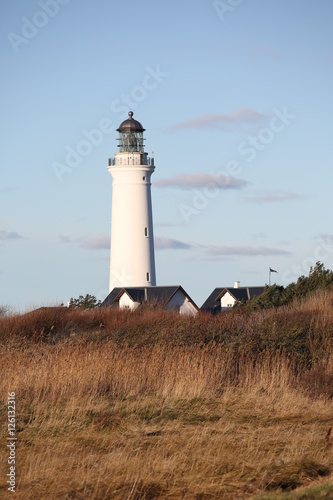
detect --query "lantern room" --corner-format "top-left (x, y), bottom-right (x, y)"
top-left (116, 111), bottom-right (145, 153)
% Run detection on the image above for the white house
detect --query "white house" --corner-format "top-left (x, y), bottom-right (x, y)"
top-left (201, 281), bottom-right (265, 313)
top-left (102, 286), bottom-right (198, 315)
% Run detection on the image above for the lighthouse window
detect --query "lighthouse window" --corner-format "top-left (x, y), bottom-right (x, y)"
top-left (145, 227), bottom-right (148, 237)
top-left (146, 272), bottom-right (150, 282)
top-left (142, 176), bottom-right (146, 181)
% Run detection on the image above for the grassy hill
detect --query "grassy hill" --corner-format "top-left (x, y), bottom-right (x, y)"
top-left (1, 290), bottom-right (333, 498)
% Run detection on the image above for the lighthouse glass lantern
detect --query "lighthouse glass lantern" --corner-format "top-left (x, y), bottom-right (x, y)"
top-left (117, 111), bottom-right (145, 153)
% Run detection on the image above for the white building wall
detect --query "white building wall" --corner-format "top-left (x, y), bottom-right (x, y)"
top-left (108, 152), bottom-right (156, 291)
top-left (166, 290), bottom-right (198, 315)
top-left (118, 292), bottom-right (140, 311)
top-left (221, 291), bottom-right (236, 310)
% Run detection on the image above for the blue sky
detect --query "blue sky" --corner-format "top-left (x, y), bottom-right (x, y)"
top-left (1, 0), bottom-right (333, 310)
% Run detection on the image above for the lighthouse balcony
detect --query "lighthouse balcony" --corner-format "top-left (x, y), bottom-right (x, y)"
top-left (108, 156), bottom-right (154, 167)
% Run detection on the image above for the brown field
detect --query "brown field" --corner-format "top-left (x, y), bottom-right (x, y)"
top-left (1, 292), bottom-right (333, 499)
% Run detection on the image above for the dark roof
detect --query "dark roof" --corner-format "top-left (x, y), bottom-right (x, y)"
top-left (23, 306), bottom-right (68, 316)
top-left (201, 288), bottom-right (226, 311)
top-left (100, 288), bottom-right (123, 308)
top-left (117, 111), bottom-right (145, 133)
top-left (222, 288), bottom-right (249, 301)
top-left (118, 288), bottom-right (146, 303)
top-left (201, 286), bottom-right (265, 311)
top-left (101, 286), bottom-right (198, 310)
top-left (248, 287), bottom-right (266, 299)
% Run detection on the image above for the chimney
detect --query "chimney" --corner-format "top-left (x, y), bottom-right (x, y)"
top-left (234, 281), bottom-right (240, 288)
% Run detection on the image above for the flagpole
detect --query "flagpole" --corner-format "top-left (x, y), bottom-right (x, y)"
top-left (269, 267), bottom-right (278, 286)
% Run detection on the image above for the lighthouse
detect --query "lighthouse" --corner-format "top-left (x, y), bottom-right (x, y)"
top-left (108, 111), bottom-right (156, 291)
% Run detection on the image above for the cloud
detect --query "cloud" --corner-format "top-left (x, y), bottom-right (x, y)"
top-left (156, 172), bottom-right (249, 190)
top-left (59, 234), bottom-right (110, 250)
top-left (0, 230), bottom-right (24, 241)
top-left (58, 235), bottom-right (72, 243)
top-left (80, 235), bottom-right (110, 250)
top-left (60, 232), bottom-right (192, 251)
top-left (243, 191), bottom-right (304, 203)
top-left (203, 245), bottom-right (291, 258)
top-left (155, 237), bottom-right (192, 250)
top-left (169, 107), bottom-right (265, 131)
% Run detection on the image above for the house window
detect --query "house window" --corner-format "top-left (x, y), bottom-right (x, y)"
top-left (147, 272), bottom-right (150, 282)
top-left (145, 227), bottom-right (148, 237)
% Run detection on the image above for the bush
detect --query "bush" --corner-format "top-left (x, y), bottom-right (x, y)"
top-left (68, 294), bottom-right (101, 310)
top-left (244, 262), bottom-right (333, 310)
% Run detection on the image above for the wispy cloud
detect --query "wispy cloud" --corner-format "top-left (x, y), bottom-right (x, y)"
top-left (80, 235), bottom-right (110, 250)
top-left (243, 191), bottom-right (304, 204)
top-left (58, 235), bottom-right (72, 243)
top-left (63, 233), bottom-right (194, 251)
top-left (156, 172), bottom-right (249, 190)
top-left (59, 234), bottom-right (110, 250)
top-left (203, 245), bottom-right (291, 259)
top-left (0, 230), bottom-right (24, 242)
top-left (169, 107), bottom-right (265, 131)
top-left (155, 237), bottom-right (192, 250)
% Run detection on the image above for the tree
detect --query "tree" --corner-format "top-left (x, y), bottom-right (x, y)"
top-left (0, 305), bottom-right (13, 317)
top-left (241, 262), bottom-right (333, 310)
top-left (243, 284), bottom-right (285, 310)
top-left (68, 294), bottom-right (101, 310)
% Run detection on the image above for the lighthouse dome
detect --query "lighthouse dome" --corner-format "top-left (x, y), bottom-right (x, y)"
top-left (117, 111), bottom-right (145, 132)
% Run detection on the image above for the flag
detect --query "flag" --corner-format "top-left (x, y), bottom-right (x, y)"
top-left (269, 267), bottom-right (278, 273)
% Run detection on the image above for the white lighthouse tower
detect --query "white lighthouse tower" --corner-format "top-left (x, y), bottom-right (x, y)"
top-left (108, 111), bottom-right (156, 291)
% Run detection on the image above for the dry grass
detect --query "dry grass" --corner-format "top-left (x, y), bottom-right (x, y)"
top-left (1, 293), bottom-right (333, 498)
